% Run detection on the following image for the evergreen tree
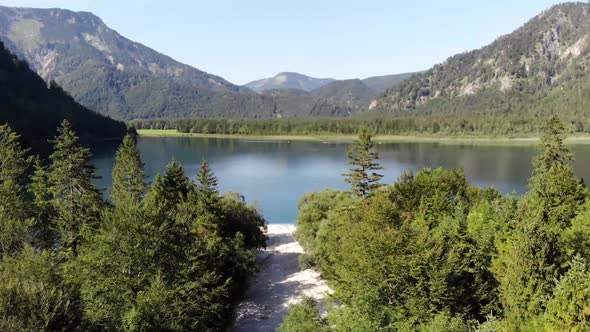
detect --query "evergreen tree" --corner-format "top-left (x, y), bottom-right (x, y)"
top-left (48, 120), bottom-right (103, 255)
top-left (545, 256), bottom-right (590, 331)
top-left (145, 159), bottom-right (192, 212)
top-left (529, 115), bottom-right (587, 227)
top-left (29, 159), bottom-right (56, 249)
top-left (493, 116), bottom-right (588, 330)
top-left (0, 125), bottom-right (31, 256)
top-left (197, 160), bottom-right (218, 199)
top-left (343, 128), bottom-right (383, 198)
top-left (110, 134), bottom-right (147, 206)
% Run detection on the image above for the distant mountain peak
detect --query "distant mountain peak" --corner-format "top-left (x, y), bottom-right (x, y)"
top-left (244, 72), bottom-right (335, 92)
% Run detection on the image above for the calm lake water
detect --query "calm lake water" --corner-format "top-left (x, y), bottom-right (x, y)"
top-left (91, 137), bottom-right (590, 224)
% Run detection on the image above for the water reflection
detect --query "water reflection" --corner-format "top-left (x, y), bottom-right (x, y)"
top-left (91, 137), bottom-right (590, 224)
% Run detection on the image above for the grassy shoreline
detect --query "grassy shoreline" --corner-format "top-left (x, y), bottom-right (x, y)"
top-left (137, 129), bottom-right (590, 145)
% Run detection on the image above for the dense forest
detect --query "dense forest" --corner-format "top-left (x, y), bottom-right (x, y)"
top-left (0, 41), bottom-right (126, 152)
top-left (133, 114), bottom-right (590, 137)
top-left (279, 116), bottom-right (590, 331)
top-left (0, 121), bottom-right (266, 331)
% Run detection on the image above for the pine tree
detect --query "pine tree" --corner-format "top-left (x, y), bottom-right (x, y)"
top-left (0, 124), bottom-right (31, 256)
top-left (197, 160), bottom-right (218, 199)
top-left (48, 120), bottom-right (103, 255)
top-left (145, 159), bottom-right (192, 212)
top-left (493, 116), bottom-right (588, 330)
top-left (29, 159), bottom-right (56, 248)
top-left (529, 115), bottom-right (587, 227)
top-left (343, 128), bottom-right (383, 198)
top-left (111, 134), bottom-right (147, 206)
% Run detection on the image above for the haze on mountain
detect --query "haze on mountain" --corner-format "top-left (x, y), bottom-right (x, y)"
top-left (0, 2), bottom-right (588, 122)
top-left (0, 6), bottom-right (356, 120)
top-left (244, 72), bottom-right (335, 93)
top-left (247, 71), bottom-right (418, 111)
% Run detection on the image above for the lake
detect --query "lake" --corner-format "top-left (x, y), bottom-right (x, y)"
top-left (91, 137), bottom-right (590, 224)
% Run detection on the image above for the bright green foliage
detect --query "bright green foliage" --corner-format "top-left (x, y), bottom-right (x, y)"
top-left (545, 256), bottom-right (590, 331)
top-left (0, 125), bottom-right (32, 256)
top-left (493, 116), bottom-right (589, 330)
top-left (111, 134), bottom-right (147, 206)
top-left (343, 128), bottom-right (383, 198)
top-left (288, 117), bottom-right (590, 331)
top-left (278, 297), bottom-right (330, 332)
top-left (48, 120), bottom-right (103, 254)
top-left (529, 115), bottom-right (587, 228)
top-left (561, 202), bottom-right (590, 259)
top-left (122, 274), bottom-right (175, 332)
top-left (0, 246), bottom-right (80, 331)
top-left (75, 205), bottom-right (166, 329)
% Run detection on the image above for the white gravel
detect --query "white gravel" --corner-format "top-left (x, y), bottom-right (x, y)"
top-left (228, 224), bottom-right (331, 332)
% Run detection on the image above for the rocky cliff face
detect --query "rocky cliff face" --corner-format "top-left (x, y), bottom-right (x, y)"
top-left (373, 2), bottom-right (590, 115)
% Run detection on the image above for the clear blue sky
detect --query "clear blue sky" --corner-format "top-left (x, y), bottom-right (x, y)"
top-left (0, 0), bottom-right (567, 84)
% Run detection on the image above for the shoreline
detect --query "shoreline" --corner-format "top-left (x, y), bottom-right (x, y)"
top-left (229, 224), bottom-right (331, 332)
top-left (137, 129), bottom-right (590, 145)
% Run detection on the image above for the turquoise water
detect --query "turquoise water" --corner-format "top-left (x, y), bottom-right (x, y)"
top-left (91, 137), bottom-right (590, 224)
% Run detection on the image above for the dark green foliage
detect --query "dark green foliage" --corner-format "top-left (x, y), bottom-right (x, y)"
top-left (48, 120), bottom-right (104, 254)
top-left (111, 134), bottom-right (147, 206)
top-left (0, 41), bottom-right (125, 154)
top-left (136, 112), bottom-right (590, 137)
top-left (0, 125), bottom-right (31, 256)
top-left (343, 128), bottom-right (383, 198)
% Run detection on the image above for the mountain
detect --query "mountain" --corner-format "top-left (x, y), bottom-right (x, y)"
top-left (244, 72), bottom-right (335, 92)
top-left (0, 41), bottom-right (126, 152)
top-left (0, 6), bottom-right (350, 120)
top-left (310, 79), bottom-right (375, 110)
top-left (361, 72), bottom-right (417, 94)
top-left (373, 2), bottom-right (590, 118)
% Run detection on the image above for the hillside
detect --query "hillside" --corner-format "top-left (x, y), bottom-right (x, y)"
top-left (310, 79), bottom-right (375, 110)
top-left (0, 6), bottom-right (350, 120)
top-left (373, 2), bottom-right (590, 118)
top-left (244, 72), bottom-right (335, 92)
top-left (361, 72), bottom-right (417, 94)
top-left (251, 72), bottom-right (419, 112)
top-left (0, 41), bottom-right (126, 151)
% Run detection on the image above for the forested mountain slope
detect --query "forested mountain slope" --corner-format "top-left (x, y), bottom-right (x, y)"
top-left (0, 6), bottom-right (351, 120)
top-left (373, 2), bottom-right (590, 118)
top-left (0, 41), bottom-right (125, 150)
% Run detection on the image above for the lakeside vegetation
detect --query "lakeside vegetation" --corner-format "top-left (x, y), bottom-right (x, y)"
top-left (0, 121), bottom-right (266, 331)
top-left (136, 128), bottom-right (590, 145)
top-left (133, 115), bottom-right (590, 140)
top-left (280, 116), bottom-right (590, 331)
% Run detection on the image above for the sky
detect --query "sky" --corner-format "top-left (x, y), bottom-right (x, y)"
top-left (0, 0), bottom-right (568, 84)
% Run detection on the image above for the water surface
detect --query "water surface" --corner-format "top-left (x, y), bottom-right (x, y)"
top-left (91, 137), bottom-right (590, 224)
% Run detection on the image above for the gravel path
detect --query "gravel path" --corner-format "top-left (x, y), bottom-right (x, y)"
top-left (228, 224), bottom-right (331, 332)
